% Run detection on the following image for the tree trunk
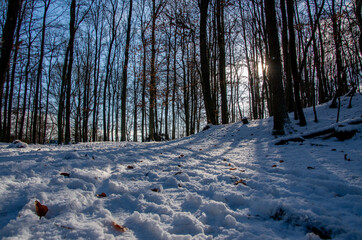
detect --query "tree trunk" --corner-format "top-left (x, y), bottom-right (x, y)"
top-left (149, 0), bottom-right (158, 140)
top-left (199, 0), bottom-right (217, 125)
top-left (216, 0), bottom-right (228, 124)
top-left (64, 0), bottom-right (76, 144)
top-left (280, 0), bottom-right (295, 114)
top-left (330, 0), bottom-right (347, 108)
top-left (33, 0), bottom-right (50, 144)
top-left (121, 0), bottom-right (133, 141)
top-left (357, 0), bottom-right (362, 54)
top-left (264, 0), bottom-right (290, 135)
top-left (7, 3), bottom-right (25, 142)
top-left (0, 0), bottom-right (22, 113)
top-left (286, 0), bottom-right (306, 126)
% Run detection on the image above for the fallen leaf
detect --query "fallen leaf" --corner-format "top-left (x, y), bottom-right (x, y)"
top-left (127, 165), bottom-right (134, 169)
top-left (307, 166), bottom-right (315, 170)
top-left (228, 163), bottom-right (231, 166)
top-left (178, 164), bottom-right (182, 168)
top-left (223, 158), bottom-right (227, 161)
top-left (229, 168), bottom-right (237, 170)
top-left (174, 171), bottom-right (182, 176)
top-left (35, 200), bottom-right (48, 219)
top-left (279, 160), bottom-right (284, 163)
top-left (199, 149), bottom-right (202, 151)
top-left (151, 188), bottom-right (160, 192)
top-left (60, 172), bottom-right (70, 177)
top-left (272, 165), bottom-right (277, 168)
top-left (97, 192), bottom-right (107, 198)
top-left (178, 183), bottom-right (182, 188)
top-left (112, 221), bottom-right (128, 232)
top-left (240, 170), bottom-right (245, 172)
top-left (180, 154), bottom-right (184, 157)
top-left (234, 179), bottom-right (247, 186)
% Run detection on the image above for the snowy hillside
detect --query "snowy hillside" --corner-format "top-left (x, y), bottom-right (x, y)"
top-left (0, 94), bottom-right (361, 240)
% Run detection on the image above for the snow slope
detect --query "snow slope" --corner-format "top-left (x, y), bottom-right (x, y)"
top-left (0, 94), bottom-right (361, 240)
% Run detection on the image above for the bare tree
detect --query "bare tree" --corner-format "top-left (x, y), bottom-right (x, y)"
top-left (264, 0), bottom-right (290, 135)
top-left (199, 0), bottom-right (217, 125)
top-left (121, 0), bottom-right (133, 141)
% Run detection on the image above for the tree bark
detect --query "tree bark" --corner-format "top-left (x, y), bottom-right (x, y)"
top-left (264, 0), bottom-right (290, 135)
top-left (216, 0), bottom-right (228, 124)
top-left (199, 0), bottom-right (217, 125)
top-left (0, 0), bottom-right (22, 141)
top-left (33, 0), bottom-right (50, 143)
top-left (286, 0), bottom-right (306, 126)
top-left (357, 0), bottom-right (362, 54)
top-left (121, 0), bottom-right (133, 141)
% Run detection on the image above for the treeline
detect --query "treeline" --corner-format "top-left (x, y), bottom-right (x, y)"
top-left (0, 0), bottom-right (360, 143)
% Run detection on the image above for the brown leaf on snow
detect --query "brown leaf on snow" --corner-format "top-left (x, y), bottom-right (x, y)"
top-left (112, 221), bottom-right (128, 232)
top-left (229, 168), bottom-right (237, 170)
top-left (60, 172), bottom-right (70, 177)
top-left (35, 200), bottom-right (48, 219)
top-left (127, 165), bottom-right (134, 169)
top-left (96, 192), bottom-right (107, 198)
top-left (174, 171), bottom-right (182, 176)
top-left (279, 160), bottom-right (284, 163)
top-left (151, 188), bottom-right (160, 192)
top-left (234, 179), bottom-right (247, 186)
top-left (272, 165), bottom-right (277, 168)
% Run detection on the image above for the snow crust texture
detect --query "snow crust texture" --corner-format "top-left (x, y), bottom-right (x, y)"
top-left (0, 95), bottom-right (361, 239)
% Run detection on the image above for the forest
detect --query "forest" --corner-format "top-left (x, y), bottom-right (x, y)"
top-left (0, 0), bottom-right (361, 144)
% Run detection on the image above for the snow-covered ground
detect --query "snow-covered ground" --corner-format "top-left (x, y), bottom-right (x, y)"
top-left (1, 94), bottom-right (361, 240)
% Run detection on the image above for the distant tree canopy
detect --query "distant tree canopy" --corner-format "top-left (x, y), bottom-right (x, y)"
top-left (0, 0), bottom-right (360, 143)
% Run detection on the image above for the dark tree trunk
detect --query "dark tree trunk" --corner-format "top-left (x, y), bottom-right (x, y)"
top-left (7, 3), bottom-right (25, 142)
top-left (33, 0), bottom-right (50, 144)
top-left (64, 0), bottom-right (76, 144)
top-left (121, 0), bottom-right (133, 141)
top-left (0, 0), bottom-right (22, 141)
top-left (286, 0), bottom-right (306, 126)
top-left (216, 0), bottom-right (228, 124)
top-left (330, 0), bottom-right (347, 108)
top-left (199, 0), bottom-right (217, 125)
top-left (264, 0), bottom-right (290, 135)
top-left (357, 0), bottom-right (362, 54)
top-left (280, 0), bottom-right (295, 114)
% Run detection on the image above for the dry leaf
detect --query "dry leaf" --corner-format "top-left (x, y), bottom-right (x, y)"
top-left (151, 188), bottom-right (160, 192)
top-left (97, 192), bottom-right (107, 198)
top-left (174, 171), bottom-right (182, 176)
top-left (279, 160), bottom-right (284, 163)
top-left (35, 200), bottom-right (48, 219)
top-left (272, 165), bottom-right (277, 168)
top-left (60, 172), bottom-right (70, 177)
top-left (127, 165), bottom-right (134, 169)
top-left (229, 168), bottom-right (237, 170)
top-left (234, 179), bottom-right (247, 186)
top-left (112, 221), bottom-right (128, 232)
